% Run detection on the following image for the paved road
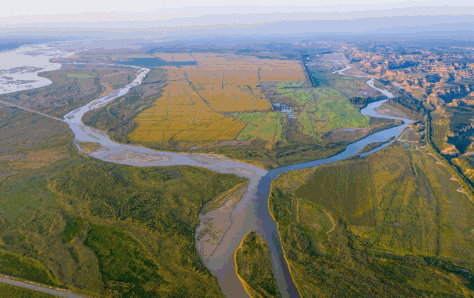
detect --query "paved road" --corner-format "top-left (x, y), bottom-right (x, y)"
top-left (0, 100), bottom-right (65, 122)
top-left (0, 276), bottom-right (87, 297)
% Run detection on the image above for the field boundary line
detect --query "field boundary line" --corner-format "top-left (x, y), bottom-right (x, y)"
top-left (248, 85), bottom-right (258, 110)
top-left (183, 71), bottom-right (217, 112)
top-left (179, 81), bottom-right (196, 104)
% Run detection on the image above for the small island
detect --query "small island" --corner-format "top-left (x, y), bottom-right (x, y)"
top-left (78, 141), bottom-right (100, 152)
top-left (235, 231), bottom-right (282, 298)
top-left (357, 136), bottom-right (395, 155)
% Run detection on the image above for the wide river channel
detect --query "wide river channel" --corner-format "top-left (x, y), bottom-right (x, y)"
top-left (0, 45), bottom-right (412, 298)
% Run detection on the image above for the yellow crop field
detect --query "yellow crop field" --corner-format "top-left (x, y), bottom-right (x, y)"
top-left (128, 77), bottom-right (246, 143)
top-left (163, 67), bottom-right (187, 81)
top-left (178, 54), bottom-right (273, 112)
top-left (127, 53), bottom-right (307, 143)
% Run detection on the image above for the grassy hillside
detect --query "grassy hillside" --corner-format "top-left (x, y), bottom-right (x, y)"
top-left (0, 105), bottom-right (246, 297)
top-left (235, 231), bottom-right (281, 298)
top-left (269, 142), bottom-right (474, 297)
top-left (0, 283), bottom-right (56, 298)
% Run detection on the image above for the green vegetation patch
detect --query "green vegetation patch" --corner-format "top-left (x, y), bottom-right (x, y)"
top-left (84, 224), bottom-right (165, 296)
top-left (47, 163), bottom-right (245, 297)
top-left (276, 81), bottom-right (307, 88)
top-left (0, 283), bottom-right (56, 298)
top-left (276, 86), bottom-right (314, 104)
top-left (0, 250), bottom-right (58, 286)
top-left (61, 217), bottom-right (85, 243)
top-left (298, 98), bottom-right (370, 141)
top-left (307, 65), bottom-right (378, 99)
top-left (66, 73), bottom-right (98, 79)
top-left (235, 231), bottom-right (281, 298)
top-left (236, 112), bottom-right (286, 142)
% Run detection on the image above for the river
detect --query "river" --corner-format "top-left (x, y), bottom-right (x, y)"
top-left (0, 45), bottom-right (412, 298)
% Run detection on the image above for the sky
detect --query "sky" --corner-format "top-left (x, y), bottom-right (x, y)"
top-left (2, 0), bottom-right (473, 21)
top-left (2, 0), bottom-right (474, 38)
top-left (2, 0), bottom-right (437, 17)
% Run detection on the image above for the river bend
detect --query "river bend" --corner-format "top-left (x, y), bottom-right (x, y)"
top-left (0, 45), bottom-right (412, 298)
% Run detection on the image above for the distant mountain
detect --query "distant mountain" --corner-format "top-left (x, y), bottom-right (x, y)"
top-left (162, 15), bottom-right (474, 38)
top-left (2, 14), bottom-right (474, 40)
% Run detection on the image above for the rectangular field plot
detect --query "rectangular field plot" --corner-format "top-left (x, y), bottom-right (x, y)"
top-left (177, 54), bottom-right (274, 113)
top-left (236, 112), bottom-right (286, 142)
top-left (128, 77), bottom-right (246, 142)
top-left (241, 57), bottom-right (307, 82)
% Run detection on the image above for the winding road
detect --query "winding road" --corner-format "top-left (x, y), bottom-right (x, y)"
top-left (0, 276), bottom-right (87, 297)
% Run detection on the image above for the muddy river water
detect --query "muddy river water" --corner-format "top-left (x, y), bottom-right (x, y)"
top-left (0, 46), bottom-right (412, 298)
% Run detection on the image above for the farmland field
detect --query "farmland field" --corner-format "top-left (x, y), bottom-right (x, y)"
top-left (124, 53), bottom-right (306, 143)
top-left (235, 112), bottom-right (286, 143)
top-left (127, 78), bottom-right (246, 143)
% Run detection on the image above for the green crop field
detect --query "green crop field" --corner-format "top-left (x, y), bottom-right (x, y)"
top-left (235, 231), bottom-right (281, 298)
top-left (236, 112), bottom-right (286, 143)
top-left (272, 79), bottom-right (377, 142)
top-left (0, 105), bottom-right (246, 297)
top-left (269, 142), bottom-right (474, 297)
top-left (298, 98), bottom-right (370, 140)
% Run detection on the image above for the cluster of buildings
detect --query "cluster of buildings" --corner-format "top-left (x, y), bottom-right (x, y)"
top-left (272, 102), bottom-right (297, 119)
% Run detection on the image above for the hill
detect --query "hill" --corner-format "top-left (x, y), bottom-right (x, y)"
top-left (269, 142), bottom-right (474, 297)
